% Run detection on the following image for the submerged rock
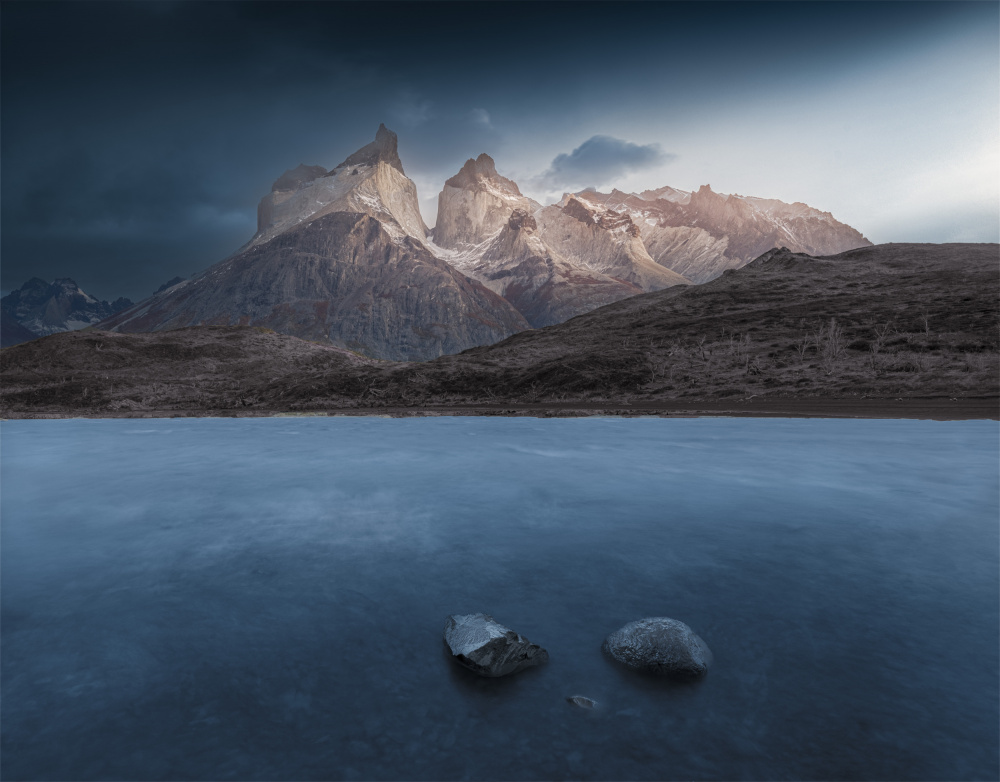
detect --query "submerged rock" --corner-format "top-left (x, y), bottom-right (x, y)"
top-left (603, 617), bottom-right (712, 679)
top-left (444, 613), bottom-right (548, 677)
top-left (566, 695), bottom-right (598, 709)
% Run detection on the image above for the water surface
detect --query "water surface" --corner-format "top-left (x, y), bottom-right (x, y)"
top-left (2, 417), bottom-right (997, 780)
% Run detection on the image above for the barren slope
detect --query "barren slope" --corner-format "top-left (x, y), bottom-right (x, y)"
top-left (99, 212), bottom-right (528, 361)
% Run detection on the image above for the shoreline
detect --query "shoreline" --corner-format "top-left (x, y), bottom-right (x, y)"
top-left (3, 397), bottom-right (997, 421)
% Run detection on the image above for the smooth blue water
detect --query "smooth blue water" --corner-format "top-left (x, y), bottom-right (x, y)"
top-left (2, 417), bottom-right (997, 781)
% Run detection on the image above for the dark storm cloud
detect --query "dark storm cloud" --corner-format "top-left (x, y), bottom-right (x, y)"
top-left (536, 136), bottom-right (676, 193)
top-left (1, 1), bottom-right (993, 300)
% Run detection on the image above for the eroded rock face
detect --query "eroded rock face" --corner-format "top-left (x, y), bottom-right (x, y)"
top-left (252, 126), bottom-right (427, 249)
top-left (534, 196), bottom-right (689, 292)
top-left (587, 185), bottom-right (871, 283)
top-left (330, 123), bottom-right (405, 175)
top-left (100, 212), bottom-right (528, 361)
top-left (444, 613), bottom-right (548, 677)
top-left (96, 126), bottom-right (531, 361)
top-left (433, 153), bottom-right (539, 249)
top-left (507, 208), bottom-right (537, 232)
top-left (455, 205), bottom-right (648, 328)
top-left (603, 617), bottom-right (712, 679)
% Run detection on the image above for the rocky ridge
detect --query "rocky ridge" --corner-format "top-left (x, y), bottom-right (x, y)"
top-left (533, 194), bottom-right (690, 292)
top-left (585, 184), bottom-right (872, 283)
top-left (252, 123), bottom-right (426, 249)
top-left (429, 157), bottom-right (690, 327)
top-left (443, 208), bottom-right (649, 328)
top-left (1, 278), bottom-right (133, 346)
top-left (98, 127), bottom-right (528, 361)
top-left (432, 153), bottom-right (540, 249)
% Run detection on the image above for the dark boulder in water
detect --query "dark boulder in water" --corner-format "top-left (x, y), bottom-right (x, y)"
top-left (603, 617), bottom-right (712, 679)
top-left (443, 613), bottom-right (548, 677)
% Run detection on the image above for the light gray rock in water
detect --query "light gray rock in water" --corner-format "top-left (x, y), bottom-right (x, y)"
top-left (603, 617), bottom-right (712, 679)
top-left (566, 695), bottom-right (598, 709)
top-left (444, 613), bottom-right (548, 677)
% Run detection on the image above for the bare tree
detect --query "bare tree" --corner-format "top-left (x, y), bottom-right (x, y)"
top-left (871, 321), bottom-right (894, 356)
top-left (795, 334), bottom-right (810, 361)
top-left (815, 318), bottom-right (845, 374)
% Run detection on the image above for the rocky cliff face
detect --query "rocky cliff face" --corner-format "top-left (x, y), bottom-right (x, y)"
top-left (1, 278), bottom-right (133, 345)
top-left (252, 123), bottom-right (427, 249)
top-left (594, 185), bottom-right (871, 283)
top-left (101, 212), bottom-right (528, 361)
top-left (90, 129), bottom-right (871, 362)
top-left (429, 158), bottom-right (689, 327)
top-left (450, 208), bottom-right (647, 328)
top-left (533, 195), bottom-right (690, 292)
top-left (432, 153), bottom-right (539, 249)
top-left (101, 126), bottom-right (527, 361)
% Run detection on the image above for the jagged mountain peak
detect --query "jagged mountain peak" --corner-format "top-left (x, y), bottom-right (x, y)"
top-left (1, 277), bottom-right (132, 342)
top-left (330, 123), bottom-right (404, 175)
top-left (638, 185), bottom-right (691, 204)
top-left (432, 153), bottom-right (536, 249)
top-left (597, 182), bottom-right (872, 283)
top-left (445, 152), bottom-right (522, 196)
top-left (691, 184), bottom-right (725, 202)
top-left (52, 277), bottom-right (88, 293)
top-left (251, 124), bottom-right (427, 249)
top-left (19, 277), bottom-right (50, 293)
top-left (560, 194), bottom-right (598, 224)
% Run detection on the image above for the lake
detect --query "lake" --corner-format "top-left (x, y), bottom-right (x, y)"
top-left (2, 416), bottom-right (997, 781)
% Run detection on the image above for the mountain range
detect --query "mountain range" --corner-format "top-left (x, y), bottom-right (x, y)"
top-left (6, 125), bottom-right (871, 359)
top-left (0, 279), bottom-right (133, 348)
top-left (3, 243), bottom-right (996, 418)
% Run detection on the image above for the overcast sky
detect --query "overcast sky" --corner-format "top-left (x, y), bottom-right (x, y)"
top-left (2, 1), bottom-right (997, 301)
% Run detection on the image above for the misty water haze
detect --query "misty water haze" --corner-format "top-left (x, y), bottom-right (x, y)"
top-left (2, 417), bottom-right (998, 780)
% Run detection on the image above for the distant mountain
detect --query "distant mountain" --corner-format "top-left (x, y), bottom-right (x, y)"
top-left (92, 125), bottom-right (872, 359)
top-left (584, 184), bottom-right (872, 283)
top-left (533, 194), bottom-right (689, 291)
top-left (427, 152), bottom-right (866, 323)
top-left (429, 155), bottom-right (689, 327)
top-left (1, 278), bottom-right (133, 346)
top-left (100, 126), bottom-right (528, 361)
